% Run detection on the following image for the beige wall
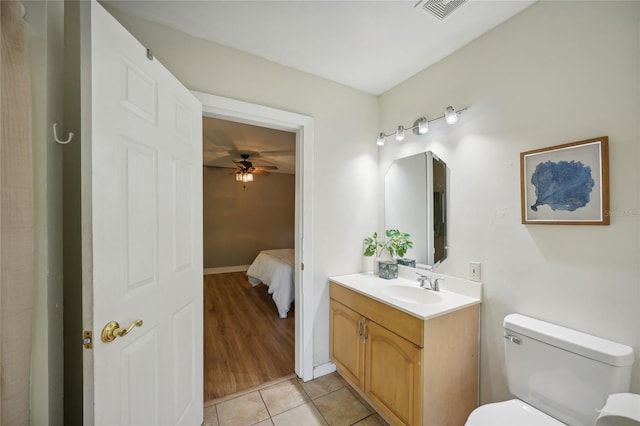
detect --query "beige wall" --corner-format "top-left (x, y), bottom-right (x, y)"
top-left (204, 168), bottom-right (295, 268)
top-left (379, 1), bottom-right (640, 403)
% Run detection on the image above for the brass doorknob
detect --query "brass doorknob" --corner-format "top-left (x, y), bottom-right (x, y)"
top-left (101, 319), bottom-right (143, 343)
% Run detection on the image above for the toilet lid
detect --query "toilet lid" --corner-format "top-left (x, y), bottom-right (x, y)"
top-left (466, 399), bottom-right (565, 426)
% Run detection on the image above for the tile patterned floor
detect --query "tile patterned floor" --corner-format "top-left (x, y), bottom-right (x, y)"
top-left (203, 372), bottom-right (388, 426)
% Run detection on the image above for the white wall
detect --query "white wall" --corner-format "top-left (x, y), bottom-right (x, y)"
top-left (379, 1), bottom-right (640, 403)
top-left (103, 7), bottom-right (379, 369)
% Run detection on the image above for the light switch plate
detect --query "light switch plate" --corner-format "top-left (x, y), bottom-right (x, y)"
top-left (469, 261), bottom-right (481, 281)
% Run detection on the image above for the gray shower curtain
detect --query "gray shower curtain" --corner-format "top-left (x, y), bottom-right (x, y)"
top-left (0, 0), bottom-right (35, 424)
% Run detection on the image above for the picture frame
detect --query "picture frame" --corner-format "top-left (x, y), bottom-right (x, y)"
top-left (520, 136), bottom-right (609, 225)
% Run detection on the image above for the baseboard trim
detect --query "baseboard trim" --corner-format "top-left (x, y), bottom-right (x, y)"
top-left (313, 362), bottom-right (336, 379)
top-left (204, 265), bottom-right (250, 275)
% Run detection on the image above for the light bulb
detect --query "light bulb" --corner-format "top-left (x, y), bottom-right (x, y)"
top-left (376, 132), bottom-right (385, 146)
top-left (417, 117), bottom-right (428, 135)
top-left (395, 126), bottom-right (405, 141)
top-left (445, 106), bottom-right (458, 124)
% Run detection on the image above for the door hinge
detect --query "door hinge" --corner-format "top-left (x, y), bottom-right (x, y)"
top-left (83, 331), bottom-right (93, 349)
top-left (146, 48), bottom-right (154, 61)
top-left (301, 262), bottom-right (304, 270)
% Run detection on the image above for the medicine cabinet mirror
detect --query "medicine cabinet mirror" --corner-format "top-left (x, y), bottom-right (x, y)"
top-left (384, 151), bottom-right (447, 267)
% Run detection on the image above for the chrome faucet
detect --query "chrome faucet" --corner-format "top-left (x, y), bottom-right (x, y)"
top-left (432, 277), bottom-right (444, 291)
top-left (416, 272), bottom-right (441, 292)
top-left (417, 273), bottom-right (430, 288)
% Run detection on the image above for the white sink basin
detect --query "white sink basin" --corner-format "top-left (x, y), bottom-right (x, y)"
top-left (382, 285), bottom-right (443, 305)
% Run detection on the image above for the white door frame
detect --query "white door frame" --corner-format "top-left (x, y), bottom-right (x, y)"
top-left (193, 91), bottom-right (314, 381)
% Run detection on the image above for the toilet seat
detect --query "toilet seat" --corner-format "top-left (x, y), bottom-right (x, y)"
top-left (466, 399), bottom-right (565, 426)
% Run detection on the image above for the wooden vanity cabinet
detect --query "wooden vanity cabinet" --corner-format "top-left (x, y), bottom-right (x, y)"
top-left (364, 318), bottom-right (422, 425)
top-left (329, 281), bottom-right (479, 426)
top-left (329, 299), bottom-right (365, 388)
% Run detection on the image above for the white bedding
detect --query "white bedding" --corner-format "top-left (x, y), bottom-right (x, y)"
top-left (246, 249), bottom-right (294, 318)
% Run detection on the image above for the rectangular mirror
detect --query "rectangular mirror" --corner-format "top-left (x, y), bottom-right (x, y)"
top-left (384, 151), bottom-right (447, 267)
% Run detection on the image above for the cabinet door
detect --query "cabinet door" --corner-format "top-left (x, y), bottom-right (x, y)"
top-left (329, 300), bottom-right (365, 388)
top-left (365, 321), bottom-right (422, 426)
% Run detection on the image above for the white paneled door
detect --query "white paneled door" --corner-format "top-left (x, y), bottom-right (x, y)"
top-left (81, 2), bottom-right (203, 424)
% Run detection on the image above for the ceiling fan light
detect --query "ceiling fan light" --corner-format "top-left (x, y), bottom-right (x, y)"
top-left (235, 173), bottom-right (243, 182)
top-left (246, 173), bottom-right (254, 182)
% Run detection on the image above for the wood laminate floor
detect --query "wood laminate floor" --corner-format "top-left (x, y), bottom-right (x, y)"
top-left (204, 272), bottom-right (295, 401)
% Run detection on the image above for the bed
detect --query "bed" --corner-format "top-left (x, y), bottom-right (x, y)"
top-left (246, 248), bottom-right (295, 318)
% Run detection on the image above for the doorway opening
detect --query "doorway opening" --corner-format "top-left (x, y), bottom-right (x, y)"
top-left (202, 116), bottom-right (296, 400)
top-left (194, 91), bottom-right (315, 400)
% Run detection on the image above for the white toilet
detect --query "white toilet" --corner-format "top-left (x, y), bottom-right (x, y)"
top-left (466, 313), bottom-right (639, 426)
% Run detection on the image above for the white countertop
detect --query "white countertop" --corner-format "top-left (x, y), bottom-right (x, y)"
top-left (329, 269), bottom-right (482, 321)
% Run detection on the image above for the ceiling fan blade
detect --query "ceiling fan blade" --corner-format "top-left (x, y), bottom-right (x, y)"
top-left (204, 164), bottom-right (236, 169)
top-left (253, 165), bottom-right (278, 170)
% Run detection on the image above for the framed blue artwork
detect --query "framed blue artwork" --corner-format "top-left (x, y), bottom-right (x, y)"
top-left (520, 136), bottom-right (609, 225)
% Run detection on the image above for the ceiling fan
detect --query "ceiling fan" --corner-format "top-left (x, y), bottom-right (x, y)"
top-left (232, 153), bottom-right (278, 176)
top-left (203, 153), bottom-right (278, 183)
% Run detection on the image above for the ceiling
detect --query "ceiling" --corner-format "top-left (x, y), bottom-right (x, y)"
top-left (104, 0), bottom-right (535, 95)
top-left (104, 0), bottom-right (536, 172)
top-left (202, 117), bottom-right (296, 174)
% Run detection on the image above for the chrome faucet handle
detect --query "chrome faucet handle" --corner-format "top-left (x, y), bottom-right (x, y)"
top-left (416, 272), bottom-right (432, 288)
top-left (432, 277), bottom-right (445, 292)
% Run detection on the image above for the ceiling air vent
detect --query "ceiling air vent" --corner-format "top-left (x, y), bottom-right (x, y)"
top-left (414, 0), bottom-right (468, 20)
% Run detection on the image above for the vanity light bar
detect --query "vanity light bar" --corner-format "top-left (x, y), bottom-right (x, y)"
top-left (376, 105), bottom-right (468, 146)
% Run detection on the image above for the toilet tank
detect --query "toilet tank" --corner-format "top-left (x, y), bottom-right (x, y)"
top-left (504, 314), bottom-right (634, 426)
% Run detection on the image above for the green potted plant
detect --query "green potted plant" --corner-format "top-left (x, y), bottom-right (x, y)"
top-left (363, 229), bottom-right (413, 275)
top-left (363, 229), bottom-right (413, 258)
